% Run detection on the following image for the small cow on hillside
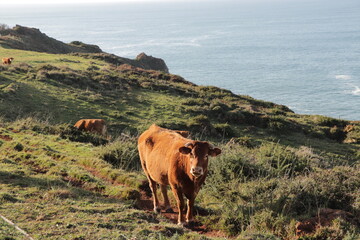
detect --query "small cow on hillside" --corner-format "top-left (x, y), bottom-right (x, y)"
top-left (138, 124), bottom-right (221, 225)
top-left (2, 57), bottom-right (14, 65)
top-left (74, 119), bottom-right (106, 135)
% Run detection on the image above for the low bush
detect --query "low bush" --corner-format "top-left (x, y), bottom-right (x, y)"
top-left (182, 98), bottom-right (209, 106)
top-left (227, 136), bottom-right (261, 148)
top-left (327, 125), bottom-right (347, 142)
top-left (213, 123), bottom-right (234, 137)
top-left (313, 115), bottom-right (347, 128)
top-left (186, 114), bottom-right (214, 135)
top-left (207, 144), bottom-right (264, 183)
top-left (0, 23), bottom-right (9, 30)
top-left (97, 135), bottom-right (140, 171)
top-left (59, 125), bottom-right (108, 146)
top-left (257, 142), bottom-right (311, 178)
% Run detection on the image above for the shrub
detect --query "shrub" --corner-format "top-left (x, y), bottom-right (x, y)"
top-left (213, 123), bottom-right (234, 137)
top-left (207, 144), bottom-right (264, 183)
top-left (197, 86), bottom-right (233, 100)
top-left (313, 115), bottom-right (347, 128)
top-left (257, 143), bottom-right (311, 178)
top-left (224, 109), bottom-right (246, 123)
top-left (266, 116), bottom-right (291, 132)
top-left (59, 125), bottom-right (108, 146)
top-left (219, 202), bottom-right (251, 236)
top-left (228, 136), bottom-right (261, 148)
top-left (155, 120), bottom-right (186, 132)
top-left (186, 114), bottom-right (213, 135)
top-left (0, 23), bottom-right (9, 31)
top-left (182, 98), bottom-right (208, 106)
top-left (2, 83), bottom-right (19, 94)
top-left (97, 135), bottom-right (140, 171)
top-left (273, 166), bottom-right (360, 216)
top-left (327, 125), bottom-right (347, 142)
top-left (0, 192), bottom-right (18, 203)
top-left (311, 218), bottom-right (360, 240)
top-left (13, 143), bottom-right (24, 151)
top-left (242, 111), bottom-right (268, 128)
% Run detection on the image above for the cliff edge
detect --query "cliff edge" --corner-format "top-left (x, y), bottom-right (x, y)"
top-left (0, 25), bottom-right (169, 73)
top-left (0, 25), bottom-right (102, 54)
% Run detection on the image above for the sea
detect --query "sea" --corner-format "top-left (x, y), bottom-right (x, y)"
top-left (1, 0), bottom-right (360, 120)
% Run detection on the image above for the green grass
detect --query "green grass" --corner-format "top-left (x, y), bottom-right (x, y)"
top-left (0, 119), bottom-right (219, 239)
top-left (0, 47), bottom-right (105, 70)
top-left (1, 45), bottom-right (360, 239)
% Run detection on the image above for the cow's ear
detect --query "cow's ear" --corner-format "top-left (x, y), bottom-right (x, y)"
top-left (179, 147), bottom-right (191, 154)
top-left (209, 148), bottom-right (221, 157)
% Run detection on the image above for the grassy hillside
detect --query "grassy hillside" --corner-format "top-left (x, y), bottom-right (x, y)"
top-left (1, 46), bottom-right (360, 157)
top-left (1, 43), bottom-right (360, 239)
top-left (0, 118), bottom-right (218, 239)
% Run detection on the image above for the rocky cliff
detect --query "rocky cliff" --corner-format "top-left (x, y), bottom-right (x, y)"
top-left (0, 25), bottom-right (169, 73)
top-left (0, 25), bottom-right (102, 54)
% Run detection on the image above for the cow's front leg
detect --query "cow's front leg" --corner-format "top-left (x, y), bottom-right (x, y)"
top-left (186, 196), bottom-right (195, 223)
top-left (171, 186), bottom-right (185, 225)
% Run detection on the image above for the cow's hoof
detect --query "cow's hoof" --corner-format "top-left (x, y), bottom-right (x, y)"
top-left (165, 208), bottom-right (174, 213)
top-left (153, 207), bottom-right (161, 213)
top-left (177, 221), bottom-right (186, 226)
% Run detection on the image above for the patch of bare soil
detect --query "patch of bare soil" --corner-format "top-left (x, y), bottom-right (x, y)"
top-left (295, 208), bottom-right (359, 238)
top-left (0, 134), bottom-right (12, 141)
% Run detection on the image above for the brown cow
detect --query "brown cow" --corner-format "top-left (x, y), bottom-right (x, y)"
top-left (2, 57), bottom-right (14, 65)
top-left (138, 124), bottom-right (221, 225)
top-left (74, 119), bottom-right (106, 135)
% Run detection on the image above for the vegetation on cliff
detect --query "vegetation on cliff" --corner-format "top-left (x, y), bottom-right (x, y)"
top-left (0, 27), bottom-right (359, 239)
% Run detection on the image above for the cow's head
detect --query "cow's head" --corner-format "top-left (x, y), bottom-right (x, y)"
top-left (179, 141), bottom-right (221, 178)
top-left (9, 58), bottom-right (14, 62)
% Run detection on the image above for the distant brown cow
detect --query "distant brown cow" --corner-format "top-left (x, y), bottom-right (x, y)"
top-left (138, 124), bottom-right (221, 225)
top-left (2, 57), bottom-right (14, 65)
top-left (74, 119), bottom-right (106, 135)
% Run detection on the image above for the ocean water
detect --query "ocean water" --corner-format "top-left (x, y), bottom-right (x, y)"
top-left (1, 0), bottom-right (360, 120)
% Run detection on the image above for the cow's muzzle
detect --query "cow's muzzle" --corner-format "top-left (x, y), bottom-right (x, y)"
top-left (190, 167), bottom-right (203, 178)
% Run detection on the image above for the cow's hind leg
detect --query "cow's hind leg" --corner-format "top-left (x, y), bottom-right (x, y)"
top-left (160, 185), bottom-right (173, 213)
top-left (148, 178), bottom-right (161, 213)
top-left (138, 150), bottom-right (160, 213)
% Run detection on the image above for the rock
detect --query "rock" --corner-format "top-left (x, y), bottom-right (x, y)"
top-left (135, 52), bottom-right (169, 73)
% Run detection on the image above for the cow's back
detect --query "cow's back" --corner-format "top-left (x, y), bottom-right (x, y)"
top-left (138, 124), bottom-right (187, 185)
top-left (74, 119), bottom-right (106, 135)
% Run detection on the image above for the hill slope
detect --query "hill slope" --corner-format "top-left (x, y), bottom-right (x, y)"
top-left (0, 25), bottom-right (169, 73)
top-left (0, 118), bottom-right (217, 239)
top-left (0, 25), bottom-right (102, 54)
top-left (0, 28), bottom-right (359, 239)
top-left (1, 44), bottom-right (359, 159)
